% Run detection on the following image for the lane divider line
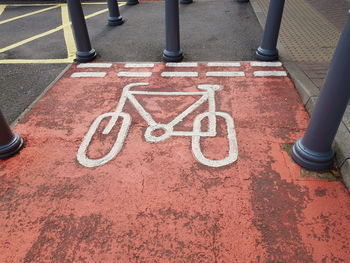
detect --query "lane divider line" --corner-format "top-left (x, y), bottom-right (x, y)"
top-left (206, 71), bottom-right (245, 77)
top-left (166, 62), bottom-right (198, 67)
top-left (250, 61), bottom-right (282, 67)
top-left (125, 63), bottom-right (154, 68)
top-left (71, 72), bottom-right (107, 78)
top-left (161, 72), bottom-right (199, 77)
top-left (253, 71), bottom-right (287, 77)
top-left (118, 72), bottom-right (152, 77)
top-left (0, 5), bottom-right (60, 25)
top-left (207, 62), bottom-right (241, 67)
top-left (78, 63), bottom-right (112, 68)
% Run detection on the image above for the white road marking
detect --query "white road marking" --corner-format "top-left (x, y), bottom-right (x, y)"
top-left (77, 63), bottom-right (112, 68)
top-left (161, 72), bottom-right (199, 77)
top-left (207, 62), bottom-right (241, 67)
top-left (166, 62), bottom-right (198, 67)
top-left (117, 72), bottom-right (152, 77)
top-left (77, 83), bottom-right (238, 168)
top-left (253, 71), bottom-right (287, 77)
top-left (70, 72), bottom-right (106, 78)
top-left (250, 62), bottom-right (282, 67)
top-left (125, 63), bottom-right (155, 68)
top-left (206, 71), bottom-right (245, 77)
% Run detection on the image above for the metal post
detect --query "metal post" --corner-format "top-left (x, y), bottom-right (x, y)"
top-left (107, 0), bottom-right (124, 26)
top-left (180, 0), bottom-right (193, 4)
top-left (236, 0), bottom-right (249, 2)
top-left (127, 0), bottom-right (139, 5)
top-left (256, 0), bottom-right (285, 61)
top-left (0, 110), bottom-right (23, 159)
top-left (67, 0), bottom-right (96, 62)
top-left (292, 11), bottom-right (350, 171)
top-left (163, 0), bottom-right (184, 62)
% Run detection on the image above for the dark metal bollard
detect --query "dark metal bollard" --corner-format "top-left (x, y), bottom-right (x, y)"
top-left (107, 0), bottom-right (124, 26)
top-left (163, 0), bottom-right (184, 62)
top-left (292, 11), bottom-right (350, 171)
top-left (67, 0), bottom-right (96, 62)
top-left (0, 110), bottom-right (23, 160)
top-left (256, 0), bottom-right (285, 61)
top-left (180, 0), bottom-right (193, 4)
top-left (236, 0), bottom-right (249, 2)
top-left (127, 0), bottom-right (139, 5)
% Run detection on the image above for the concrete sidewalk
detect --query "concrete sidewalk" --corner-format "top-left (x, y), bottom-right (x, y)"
top-left (251, 0), bottom-right (350, 188)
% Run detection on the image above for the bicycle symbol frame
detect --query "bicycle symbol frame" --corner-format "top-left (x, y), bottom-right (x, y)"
top-left (77, 82), bottom-right (238, 168)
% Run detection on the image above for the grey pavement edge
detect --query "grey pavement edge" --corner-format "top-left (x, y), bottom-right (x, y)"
top-left (250, 0), bottom-right (350, 189)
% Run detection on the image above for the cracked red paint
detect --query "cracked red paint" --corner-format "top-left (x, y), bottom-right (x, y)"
top-left (0, 62), bottom-right (349, 263)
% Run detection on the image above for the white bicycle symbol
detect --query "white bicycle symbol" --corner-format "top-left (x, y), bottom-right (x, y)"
top-left (77, 82), bottom-right (238, 168)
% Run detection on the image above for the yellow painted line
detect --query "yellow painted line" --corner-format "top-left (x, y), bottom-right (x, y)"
top-left (0, 5), bottom-right (6, 17)
top-left (0, 3), bottom-right (126, 64)
top-left (0, 5), bottom-right (60, 25)
top-left (61, 5), bottom-right (76, 59)
top-left (0, 58), bottom-right (74, 64)
top-left (82, 1), bottom-right (127, 4)
top-left (0, 25), bottom-right (65, 53)
top-left (5, 4), bottom-right (60, 7)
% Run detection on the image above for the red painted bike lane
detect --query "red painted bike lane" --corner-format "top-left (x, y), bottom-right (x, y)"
top-left (1, 62), bottom-right (349, 262)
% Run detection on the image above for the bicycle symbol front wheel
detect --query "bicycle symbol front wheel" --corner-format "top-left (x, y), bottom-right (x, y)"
top-left (77, 112), bottom-right (131, 168)
top-left (191, 112), bottom-right (238, 167)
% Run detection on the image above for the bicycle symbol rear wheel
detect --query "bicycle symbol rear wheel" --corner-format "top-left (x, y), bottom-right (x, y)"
top-left (77, 112), bottom-right (131, 168)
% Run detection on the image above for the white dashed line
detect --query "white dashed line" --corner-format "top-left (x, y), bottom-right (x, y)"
top-left (253, 71), bottom-right (287, 77)
top-left (117, 72), bottom-right (152, 77)
top-left (207, 62), bottom-right (241, 67)
top-left (250, 62), bottom-right (282, 67)
top-left (161, 72), bottom-right (199, 77)
top-left (206, 71), bottom-right (245, 77)
top-left (166, 62), bottom-right (198, 67)
top-left (124, 63), bottom-right (155, 68)
top-left (71, 72), bottom-right (107, 78)
top-left (77, 63), bottom-right (112, 68)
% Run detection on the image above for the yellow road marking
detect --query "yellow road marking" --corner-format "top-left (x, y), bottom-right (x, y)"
top-left (61, 5), bottom-right (76, 59)
top-left (0, 5), bottom-right (60, 25)
top-left (0, 58), bottom-right (74, 64)
top-left (0, 3), bottom-right (126, 64)
top-left (0, 5), bottom-right (6, 17)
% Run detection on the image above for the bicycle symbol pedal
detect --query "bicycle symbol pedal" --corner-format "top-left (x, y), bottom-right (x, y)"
top-left (77, 83), bottom-right (238, 168)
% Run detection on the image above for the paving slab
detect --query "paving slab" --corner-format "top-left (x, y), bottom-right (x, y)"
top-left (1, 62), bottom-right (349, 263)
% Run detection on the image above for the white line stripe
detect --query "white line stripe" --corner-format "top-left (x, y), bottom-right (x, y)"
top-left (207, 62), bottom-right (241, 67)
top-left (71, 72), bottom-right (106, 78)
top-left (124, 63), bottom-right (155, 68)
top-left (77, 63), bottom-right (112, 68)
top-left (253, 71), bottom-right (287, 77)
top-left (206, 72), bottom-right (245, 77)
top-left (161, 72), bottom-right (199, 77)
top-left (117, 72), bottom-right (152, 77)
top-left (166, 62), bottom-right (198, 67)
top-left (250, 62), bottom-right (282, 67)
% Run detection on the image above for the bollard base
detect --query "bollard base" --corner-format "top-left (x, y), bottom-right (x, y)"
top-left (292, 139), bottom-right (335, 171)
top-left (127, 0), bottom-right (139, 5)
top-left (180, 0), bottom-right (193, 4)
top-left (0, 133), bottom-right (24, 160)
top-left (163, 49), bottom-right (184, 62)
top-left (76, 49), bottom-right (97, 63)
top-left (256, 46), bottom-right (279, 61)
top-left (108, 16), bottom-right (124, 26)
top-left (236, 0), bottom-right (249, 2)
